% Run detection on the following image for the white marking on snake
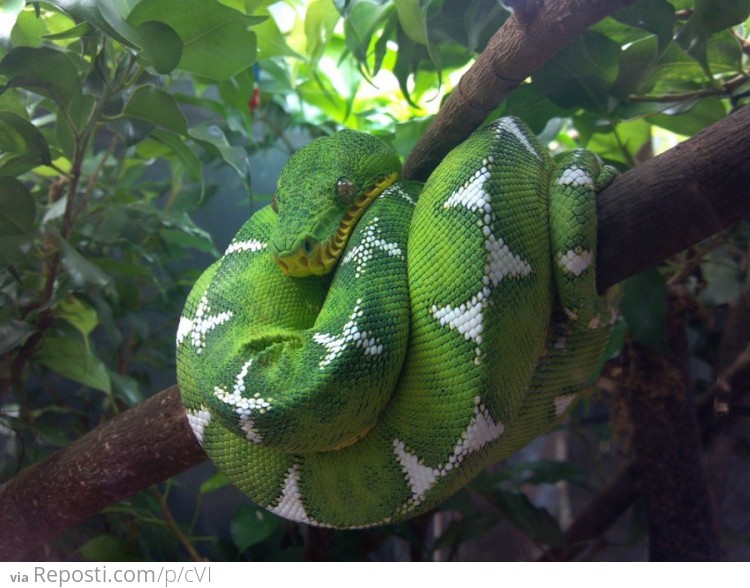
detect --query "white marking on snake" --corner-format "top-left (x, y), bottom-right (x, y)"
top-left (224, 239), bottom-right (267, 255)
top-left (557, 249), bottom-right (592, 277)
top-left (270, 465), bottom-right (311, 524)
top-left (383, 185), bottom-right (416, 206)
top-left (185, 407), bottom-right (211, 445)
top-left (431, 289), bottom-right (487, 346)
top-left (394, 397), bottom-right (504, 510)
top-left (184, 293), bottom-right (234, 354)
top-left (233, 359), bottom-right (253, 395)
top-left (486, 234), bottom-right (532, 284)
top-left (342, 218), bottom-right (403, 278)
top-left (213, 371), bottom-right (271, 444)
top-left (393, 440), bottom-right (440, 496)
top-left (554, 394), bottom-right (577, 417)
top-left (452, 397), bottom-right (506, 457)
top-left (557, 166), bottom-right (594, 189)
top-left (443, 166), bottom-right (492, 212)
top-left (312, 299), bottom-right (383, 368)
top-left (493, 118), bottom-right (540, 159)
top-left (176, 316), bottom-right (193, 346)
top-left (435, 162), bottom-right (532, 363)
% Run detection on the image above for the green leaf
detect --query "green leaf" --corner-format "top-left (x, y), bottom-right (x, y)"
top-left (621, 268), bottom-right (668, 353)
top-left (394, 0), bottom-right (428, 46)
top-left (490, 489), bottom-right (564, 548)
top-left (392, 116), bottom-right (433, 159)
top-left (637, 41), bottom-right (707, 95)
top-left (42, 21), bottom-right (95, 41)
top-left (611, 35), bottom-right (660, 98)
top-left (199, 471), bottom-right (230, 494)
top-left (189, 125), bottom-right (250, 183)
top-left (0, 175), bottom-right (36, 267)
top-left (344, 0), bottom-right (392, 64)
top-left (0, 319), bottom-right (36, 356)
top-left (578, 116), bottom-right (651, 166)
top-left (516, 460), bottom-right (588, 488)
top-left (675, 0), bottom-right (750, 74)
top-left (0, 0), bottom-right (25, 40)
top-left (704, 30), bottom-right (743, 75)
top-left (0, 46), bottom-right (81, 109)
top-left (123, 85), bottom-right (188, 134)
top-left (35, 333), bottom-right (111, 393)
top-left (305, 0), bottom-right (340, 65)
top-left (128, 0), bottom-right (261, 80)
top-left (110, 372), bottom-right (142, 405)
top-left (254, 9), bottom-right (300, 59)
top-left (649, 97), bottom-right (725, 136)
top-left (10, 9), bottom-right (50, 48)
top-left (43, 0), bottom-right (142, 48)
top-left (230, 503), bottom-right (280, 552)
top-left (56, 296), bottom-right (98, 338)
top-left (161, 228), bottom-right (218, 255)
top-left (534, 31), bottom-right (621, 113)
top-left (497, 83), bottom-right (572, 134)
top-left (79, 536), bottom-right (141, 562)
top-left (150, 129), bottom-right (204, 194)
top-left (54, 231), bottom-right (112, 288)
top-left (701, 246), bottom-right (744, 305)
top-left (0, 175), bottom-right (36, 235)
top-left (613, 0), bottom-right (675, 50)
top-left (134, 20), bottom-right (183, 74)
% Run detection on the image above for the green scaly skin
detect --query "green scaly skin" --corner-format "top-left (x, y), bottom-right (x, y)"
top-left (176, 117), bottom-right (619, 528)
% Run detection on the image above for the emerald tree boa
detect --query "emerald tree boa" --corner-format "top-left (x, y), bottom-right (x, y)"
top-left (176, 117), bottom-right (619, 528)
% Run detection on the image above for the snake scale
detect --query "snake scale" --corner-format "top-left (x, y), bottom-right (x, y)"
top-left (176, 117), bottom-right (619, 528)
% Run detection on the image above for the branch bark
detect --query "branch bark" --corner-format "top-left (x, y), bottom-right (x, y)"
top-left (3, 0), bottom-right (750, 561)
top-left (0, 386), bottom-right (204, 560)
top-left (402, 0), bottom-right (638, 181)
top-left (620, 296), bottom-right (721, 561)
top-left (595, 105), bottom-right (750, 292)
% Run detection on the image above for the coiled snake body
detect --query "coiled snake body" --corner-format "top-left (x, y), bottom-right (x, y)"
top-left (177, 117), bottom-right (618, 528)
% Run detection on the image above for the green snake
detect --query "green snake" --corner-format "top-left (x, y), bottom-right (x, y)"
top-left (176, 117), bottom-right (618, 528)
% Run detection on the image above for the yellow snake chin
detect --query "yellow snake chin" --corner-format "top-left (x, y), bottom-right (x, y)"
top-left (276, 172), bottom-right (398, 278)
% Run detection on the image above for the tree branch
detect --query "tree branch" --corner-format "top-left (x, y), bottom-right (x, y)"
top-left (0, 386), bottom-right (204, 560)
top-left (402, 0), bottom-right (638, 181)
top-left (595, 104), bottom-right (750, 292)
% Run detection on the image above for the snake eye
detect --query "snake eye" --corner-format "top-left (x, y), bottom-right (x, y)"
top-left (336, 177), bottom-right (358, 204)
top-left (271, 194), bottom-right (279, 214)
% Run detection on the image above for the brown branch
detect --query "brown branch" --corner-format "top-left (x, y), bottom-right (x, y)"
top-left (619, 291), bottom-right (721, 561)
top-left (402, 0), bottom-right (638, 181)
top-left (595, 104), bottom-right (750, 292)
top-left (0, 386), bottom-right (205, 560)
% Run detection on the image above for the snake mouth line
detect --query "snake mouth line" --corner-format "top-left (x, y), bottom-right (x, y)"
top-left (276, 172), bottom-right (398, 277)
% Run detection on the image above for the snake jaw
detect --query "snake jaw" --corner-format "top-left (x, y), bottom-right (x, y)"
top-left (273, 171), bottom-right (398, 278)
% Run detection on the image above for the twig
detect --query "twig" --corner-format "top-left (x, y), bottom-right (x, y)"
top-left (152, 487), bottom-right (205, 562)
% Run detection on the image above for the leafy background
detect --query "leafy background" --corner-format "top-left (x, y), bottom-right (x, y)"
top-left (1, 0), bottom-right (749, 560)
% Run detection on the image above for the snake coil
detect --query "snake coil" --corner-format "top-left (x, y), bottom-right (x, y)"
top-left (177, 117), bottom-right (618, 528)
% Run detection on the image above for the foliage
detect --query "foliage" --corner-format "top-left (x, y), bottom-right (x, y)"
top-left (1, 0), bottom-right (749, 561)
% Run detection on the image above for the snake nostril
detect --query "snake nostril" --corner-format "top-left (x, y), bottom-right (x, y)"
top-left (301, 237), bottom-right (316, 255)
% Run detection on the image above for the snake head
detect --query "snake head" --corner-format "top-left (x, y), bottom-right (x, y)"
top-left (268, 130), bottom-right (401, 277)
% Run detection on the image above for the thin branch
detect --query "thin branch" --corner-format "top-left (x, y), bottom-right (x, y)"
top-left (152, 486), bottom-right (205, 562)
top-left (539, 466), bottom-right (639, 561)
